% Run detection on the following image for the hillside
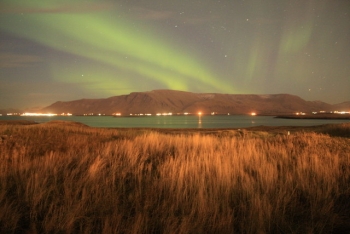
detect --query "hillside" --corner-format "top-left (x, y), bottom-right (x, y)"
top-left (42, 90), bottom-right (341, 115)
top-left (333, 101), bottom-right (350, 111)
top-left (0, 108), bottom-right (22, 115)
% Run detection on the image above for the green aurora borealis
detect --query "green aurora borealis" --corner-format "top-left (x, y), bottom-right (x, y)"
top-left (0, 0), bottom-right (349, 108)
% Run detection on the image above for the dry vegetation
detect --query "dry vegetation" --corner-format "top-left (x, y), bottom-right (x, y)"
top-left (1, 121), bottom-right (350, 233)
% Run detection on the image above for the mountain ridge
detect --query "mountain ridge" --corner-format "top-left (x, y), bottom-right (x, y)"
top-left (41, 89), bottom-right (348, 115)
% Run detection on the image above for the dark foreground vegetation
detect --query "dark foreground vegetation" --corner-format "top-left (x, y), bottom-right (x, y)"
top-left (1, 121), bottom-right (350, 233)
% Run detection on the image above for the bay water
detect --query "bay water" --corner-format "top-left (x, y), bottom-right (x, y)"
top-left (1, 115), bottom-right (349, 128)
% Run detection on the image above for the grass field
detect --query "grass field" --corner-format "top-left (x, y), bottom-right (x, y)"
top-left (1, 121), bottom-right (350, 233)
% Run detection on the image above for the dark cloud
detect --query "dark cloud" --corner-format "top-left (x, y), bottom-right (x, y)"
top-left (0, 53), bottom-right (41, 68)
top-left (131, 7), bottom-right (174, 20)
top-left (0, 2), bottom-right (114, 14)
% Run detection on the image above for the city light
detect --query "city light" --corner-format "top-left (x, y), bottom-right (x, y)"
top-left (21, 113), bottom-right (57, 116)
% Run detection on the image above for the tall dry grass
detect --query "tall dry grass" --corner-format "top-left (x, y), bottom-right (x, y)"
top-left (0, 122), bottom-right (349, 233)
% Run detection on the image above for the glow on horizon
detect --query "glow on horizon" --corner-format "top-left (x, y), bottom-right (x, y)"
top-left (21, 113), bottom-right (58, 116)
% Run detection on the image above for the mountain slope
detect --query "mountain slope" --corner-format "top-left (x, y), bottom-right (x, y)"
top-left (333, 101), bottom-right (350, 111)
top-left (42, 90), bottom-right (337, 115)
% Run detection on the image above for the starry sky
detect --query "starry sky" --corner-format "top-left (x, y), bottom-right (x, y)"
top-left (1, 0), bottom-right (349, 109)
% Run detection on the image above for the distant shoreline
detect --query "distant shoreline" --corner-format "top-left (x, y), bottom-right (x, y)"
top-left (275, 113), bottom-right (350, 120)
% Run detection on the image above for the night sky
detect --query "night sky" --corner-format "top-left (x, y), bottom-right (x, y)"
top-left (1, 0), bottom-right (349, 109)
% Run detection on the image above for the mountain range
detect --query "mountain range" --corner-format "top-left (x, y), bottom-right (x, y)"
top-left (40, 90), bottom-right (350, 115)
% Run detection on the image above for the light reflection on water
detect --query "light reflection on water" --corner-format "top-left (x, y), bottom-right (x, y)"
top-left (1, 115), bottom-right (349, 128)
top-left (198, 115), bottom-right (202, 128)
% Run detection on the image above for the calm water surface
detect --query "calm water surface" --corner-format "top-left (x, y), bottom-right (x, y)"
top-left (1, 115), bottom-right (349, 128)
